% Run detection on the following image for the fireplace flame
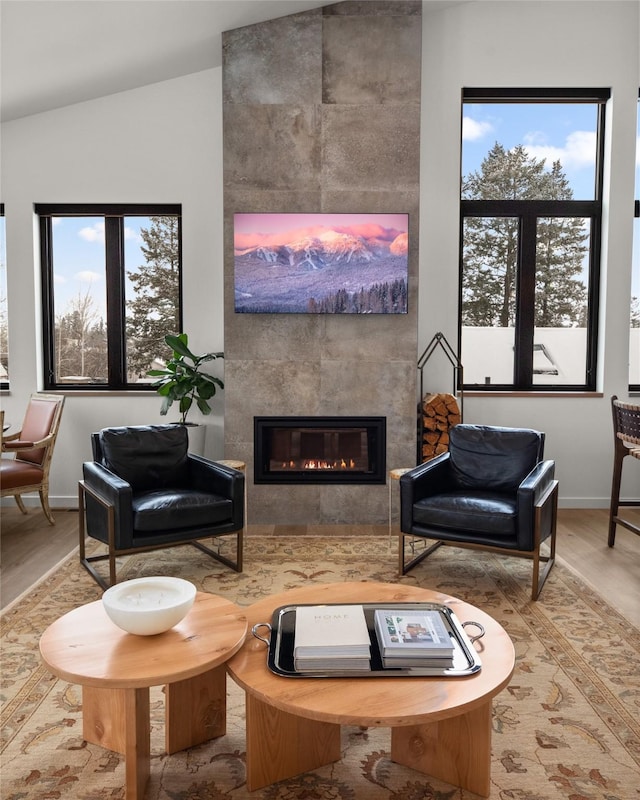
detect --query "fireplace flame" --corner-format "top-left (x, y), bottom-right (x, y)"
top-left (302, 458), bottom-right (357, 470)
top-left (279, 459), bottom-right (357, 471)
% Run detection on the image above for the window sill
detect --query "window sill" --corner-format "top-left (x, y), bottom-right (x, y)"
top-left (463, 391), bottom-right (604, 398)
top-left (43, 389), bottom-right (156, 398)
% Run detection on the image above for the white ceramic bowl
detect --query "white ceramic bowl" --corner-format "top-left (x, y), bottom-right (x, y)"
top-left (102, 576), bottom-right (197, 635)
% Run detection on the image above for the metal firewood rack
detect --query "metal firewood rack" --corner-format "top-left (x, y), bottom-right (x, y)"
top-left (416, 332), bottom-right (464, 464)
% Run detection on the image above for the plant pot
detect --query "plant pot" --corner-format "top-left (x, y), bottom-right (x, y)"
top-left (172, 422), bottom-right (206, 455)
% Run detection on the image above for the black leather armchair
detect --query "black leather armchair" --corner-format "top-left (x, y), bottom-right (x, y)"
top-left (79, 424), bottom-right (245, 589)
top-left (400, 424), bottom-right (558, 600)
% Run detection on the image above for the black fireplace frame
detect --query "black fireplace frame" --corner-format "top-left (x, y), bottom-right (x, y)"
top-left (254, 416), bottom-right (386, 485)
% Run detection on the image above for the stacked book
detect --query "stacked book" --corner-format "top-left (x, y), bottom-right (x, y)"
top-left (374, 608), bottom-right (455, 668)
top-left (294, 604), bottom-right (371, 672)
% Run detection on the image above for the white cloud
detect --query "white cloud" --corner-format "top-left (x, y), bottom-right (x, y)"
top-left (522, 130), bottom-right (596, 169)
top-left (78, 222), bottom-right (105, 243)
top-left (78, 221), bottom-right (138, 242)
top-left (75, 221), bottom-right (139, 245)
top-left (53, 274), bottom-right (67, 285)
top-left (76, 270), bottom-right (101, 284)
top-left (462, 116), bottom-right (493, 142)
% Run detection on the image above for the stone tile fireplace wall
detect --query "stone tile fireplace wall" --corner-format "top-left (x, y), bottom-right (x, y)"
top-left (222, 1), bottom-right (422, 524)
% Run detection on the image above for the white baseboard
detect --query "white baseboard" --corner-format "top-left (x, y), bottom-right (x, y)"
top-left (558, 497), bottom-right (610, 509)
top-left (1, 496), bottom-right (78, 510)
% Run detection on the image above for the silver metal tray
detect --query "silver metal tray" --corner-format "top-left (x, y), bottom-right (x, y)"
top-left (252, 602), bottom-right (483, 678)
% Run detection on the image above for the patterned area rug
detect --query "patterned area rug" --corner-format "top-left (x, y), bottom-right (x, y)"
top-left (1, 536), bottom-right (639, 800)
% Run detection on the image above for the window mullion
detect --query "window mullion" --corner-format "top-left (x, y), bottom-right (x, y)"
top-left (585, 216), bottom-right (601, 388)
top-left (39, 216), bottom-right (57, 388)
top-left (104, 217), bottom-right (126, 387)
top-left (514, 215), bottom-right (536, 388)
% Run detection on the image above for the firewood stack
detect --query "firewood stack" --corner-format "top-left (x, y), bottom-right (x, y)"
top-left (420, 392), bottom-right (461, 462)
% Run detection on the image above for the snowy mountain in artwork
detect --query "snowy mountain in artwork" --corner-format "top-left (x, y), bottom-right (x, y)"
top-left (234, 214), bottom-right (409, 314)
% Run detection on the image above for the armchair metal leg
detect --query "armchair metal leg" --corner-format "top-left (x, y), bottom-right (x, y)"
top-left (192, 528), bottom-right (243, 573)
top-left (78, 480), bottom-right (115, 591)
top-left (531, 480), bottom-right (558, 600)
top-left (399, 534), bottom-right (442, 576)
top-left (531, 543), bottom-right (555, 601)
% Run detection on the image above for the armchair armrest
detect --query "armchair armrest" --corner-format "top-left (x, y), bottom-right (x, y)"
top-left (188, 455), bottom-right (244, 498)
top-left (82, 461), bottom-right (134, 548)
top-left (400, 453), bottom-right (452, 499)
top-left (400, 453), bottom-right (452, 530)
top-left (517, 460), bottom-right (556, 549)
top-left (519, 459), bottom-right (555, 501)
top-left (188, 455), bottom-right (245, 528)
top-left (3, 432), bottom-right (54, 450)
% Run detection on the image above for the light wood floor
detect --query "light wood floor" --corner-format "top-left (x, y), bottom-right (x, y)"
top-left (1, 506), bottom-right (639, 623)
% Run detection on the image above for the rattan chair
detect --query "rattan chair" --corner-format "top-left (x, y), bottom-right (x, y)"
top-left (608, 395), bottom-right (640, 546)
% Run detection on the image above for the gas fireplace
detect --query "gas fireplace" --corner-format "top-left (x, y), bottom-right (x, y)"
top-left (254, 416), bottom-right (386, 484)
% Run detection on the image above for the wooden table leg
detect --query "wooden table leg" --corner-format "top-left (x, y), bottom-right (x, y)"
top-left (245, 694), bottom-right (341, 791)
top-left (165, 665), bottom-right (227, 754)
top-left (82, 686), bottom-right (150, 800)
top-left (390, 700), bottom-right (492, 797)
top-left (123, 688), bottom-right (151, 800)
top-left (83, 685), bottom-right (126, 753)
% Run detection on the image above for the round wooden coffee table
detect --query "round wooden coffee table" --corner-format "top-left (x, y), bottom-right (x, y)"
top-left (226, 581), bottom-right (515, 795)
top-left (40, 592), bottom-right (247, 800)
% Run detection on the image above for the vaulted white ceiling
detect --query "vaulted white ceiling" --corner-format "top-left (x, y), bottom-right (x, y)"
top-left (0, 0), bottom-right (331, 122)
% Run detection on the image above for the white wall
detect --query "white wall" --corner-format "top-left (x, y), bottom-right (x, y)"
top-left (1, 69), bottom-right (226, 506)
top-left (1, 0), bottom-right (639, 510)
top-left (420, 0), bottom-right (640, 506)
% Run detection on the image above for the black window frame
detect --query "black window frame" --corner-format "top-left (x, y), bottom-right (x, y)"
top-left (633, 88), bottom-right (640, 393)
top-left (633, 194), bottom-right (640, 393)
top-left (459, 88), bottom-right (609, 392)
top-left (0, 203), bottom-right (7, 391)
top-left (37, 203), bottom-right (182, 391)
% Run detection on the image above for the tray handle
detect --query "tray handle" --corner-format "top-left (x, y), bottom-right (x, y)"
top-left (462, 620), bottom-right (485, 644)
top-left (252, 622), bottom-right (272, 647)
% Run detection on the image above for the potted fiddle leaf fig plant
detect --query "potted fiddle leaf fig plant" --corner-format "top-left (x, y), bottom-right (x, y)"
top-left (147, 333), bottom-right (224, 425)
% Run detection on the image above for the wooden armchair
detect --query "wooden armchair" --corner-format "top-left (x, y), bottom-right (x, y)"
top-left (1, 393), bottom-right (65, 525)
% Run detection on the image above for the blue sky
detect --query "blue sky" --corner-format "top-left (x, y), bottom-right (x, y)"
top-left (463, 101), bottom-right (640, 295)
top-left (51, 217), bottom-right (148, 319)
top-left (462, 102), bottom-right (599, 199)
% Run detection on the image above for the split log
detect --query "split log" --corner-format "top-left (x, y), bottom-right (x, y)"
top-left (420, 392), bottom-right (461, 462)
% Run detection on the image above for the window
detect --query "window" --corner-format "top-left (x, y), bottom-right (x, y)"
top-left (0, 204), bottom-right (7, 389)
top-left (460, 89), bottom-right (608, 391)
top-left (631, 93), bottom-right (640, 392)
top-left (37, 204), bottom-right (182, 389)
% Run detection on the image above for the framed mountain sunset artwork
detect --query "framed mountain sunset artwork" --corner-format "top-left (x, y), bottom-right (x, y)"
top-left (233, 212), bottom-right (409, 314)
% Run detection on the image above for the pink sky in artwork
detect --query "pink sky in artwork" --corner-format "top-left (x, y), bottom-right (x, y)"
top-left (234, 213), bottom-right (408, 253)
